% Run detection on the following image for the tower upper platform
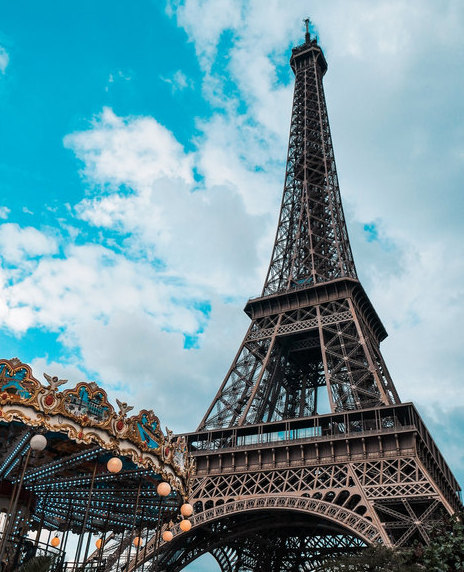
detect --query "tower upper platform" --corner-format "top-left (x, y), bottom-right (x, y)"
top-left (290, 34), bottom-right (328, 76)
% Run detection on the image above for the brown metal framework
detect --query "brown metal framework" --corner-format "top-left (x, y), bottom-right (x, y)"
top-left (129, 24), bottom-right (462, 571)
top-left (198, 35), bottom-right (399, 430)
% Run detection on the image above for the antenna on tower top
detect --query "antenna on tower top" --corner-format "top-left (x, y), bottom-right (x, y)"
top-left (304, 17), bottom-right (311, 43)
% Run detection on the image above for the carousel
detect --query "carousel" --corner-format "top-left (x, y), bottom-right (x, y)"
top-left (0, 358), bottom-right (194, 571)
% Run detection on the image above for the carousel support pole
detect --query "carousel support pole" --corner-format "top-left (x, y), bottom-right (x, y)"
top-left (45, 527), bottom-right (53, 549)
top-left (0, 448), bottom-right (31, 567)
top-left (34, 490), bottom-right (50, 548)
top-left (59, 499), bottom-right (73, 570)
top-left (141, 513), bottom-right (152, 572)
top-left (0, 451), bottom-right (28, 555)
top-left (115, 527), bottom-right (126, 572)
top-left (0, 434), bottom-right (46, 569)
top-left (34, 514), bottom-right (43, 548)
top-left (2, 448), bottom-right (28, 530)
top-left (150, 495), bottom-right (164, 572)
top-left (134, 506), bottom-right (145, 570)
top-left (72, 514), bottom-right (85, 568)
top-left (125, 478), bottom-right (143, 569)
top-left (96, 507), bottom-right (111, 568)
top-left (73, 460), bottom-right (98, 571)
top-left (155, 504), bottom-right (166, 572)
top-left (12, 485), bottom-right (35, 567)
top-left (81, 518), bottom-right (93, 567)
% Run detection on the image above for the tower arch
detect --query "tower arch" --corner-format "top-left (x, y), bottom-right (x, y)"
top-left (153, 498), bottom-right (375, 571)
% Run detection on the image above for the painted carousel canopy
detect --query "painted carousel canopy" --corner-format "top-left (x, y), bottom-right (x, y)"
top-left (0, 358), bottom-right (193, 570)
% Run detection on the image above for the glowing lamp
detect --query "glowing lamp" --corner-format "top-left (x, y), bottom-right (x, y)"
top-left (180, 503), bottom-right (193, 517)
top-left (179, 519), bottom-right (192, 532)
top-left (51, 535), bottom-right (60, 547)
top-left (30, 434), bottom-right (47, 451)
top-left (96, 538), bottom-right (103, 550)
top-left (133, 536), bottom-right (143, 547)
top-left (107, 457), bottom-right (122, 473)
top-left (162, 530), bottom-right (173, 542)
top-left (157, 482), bottom-right (171, 497)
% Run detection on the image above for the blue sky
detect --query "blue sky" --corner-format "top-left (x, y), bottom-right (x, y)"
top-left (1, 2), bottom-right (464, 569)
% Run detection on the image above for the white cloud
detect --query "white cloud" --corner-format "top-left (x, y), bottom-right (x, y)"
top-left (364, 239), bottom-right (464, 409)
top-left (161, 70), bottom-right (194, 92)
top-left (64, 107), bottom-right (194, 188)
top-left (27, 296), bottom-right (248, 432)
top-left (66, 108), bottom-right (268, 295)
top-left (169, 0), bottom-right (243, 69)
top-left (0, 46), bottom-right (9, 74)
top-left (0, 206), bottom-right (10, 219)
top-left (3, 242), bottom-right (200, 332)
top-left (0, 99), bottom-right (268, 429)
top-left (0, 223), bottom-right (58, 262)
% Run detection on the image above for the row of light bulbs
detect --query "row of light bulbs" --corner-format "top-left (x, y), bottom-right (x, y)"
top-left (109, 456), bottom-right (194, 545)
top-left (50, 456), bottom-right (193, 550)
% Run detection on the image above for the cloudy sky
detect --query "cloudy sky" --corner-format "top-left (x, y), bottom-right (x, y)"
top-left (1, 1), bottom-right (463, 568)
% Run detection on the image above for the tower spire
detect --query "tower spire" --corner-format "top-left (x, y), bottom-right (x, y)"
top-left (263, 29), bottom-right (354, 295)
top-left (304, 17), bottom-right (311, 43)
top-left (198, 31), bottom-right (399, 431)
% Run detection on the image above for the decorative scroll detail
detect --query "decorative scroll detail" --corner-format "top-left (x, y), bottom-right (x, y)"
top-left (0, 361), bottom-right (40, 401)
top-left (127, 409), bottom-right (162, 450)
top-left (62, 382), bottom-right (114, 425)
top-left (172, 436), bottom-right (188, 471)
top-left (0, 358), bottom-right (192, 487)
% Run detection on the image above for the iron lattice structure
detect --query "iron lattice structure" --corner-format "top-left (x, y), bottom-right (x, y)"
top-left (129, 26), bottom-right (462, 572)
top-left (198, 33), bottom-right (399, 429)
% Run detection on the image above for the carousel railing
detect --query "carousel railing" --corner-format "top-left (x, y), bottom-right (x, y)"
top-left (0, 530), bottom-right (64, 571)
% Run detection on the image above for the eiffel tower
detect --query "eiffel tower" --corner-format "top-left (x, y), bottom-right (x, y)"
top-left (131, 21), bottom-right (462, 572)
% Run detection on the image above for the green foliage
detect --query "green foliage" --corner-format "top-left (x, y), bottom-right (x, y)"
top-left (420, 514), bottom-right (464, 572)
top-left (320, 514), bottom-right (464, 572)
top-left (320, 545), bottom-right (421, 571)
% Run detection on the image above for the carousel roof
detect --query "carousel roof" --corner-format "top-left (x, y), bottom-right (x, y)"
top-left (0, 358), bottom-right (193, 534)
